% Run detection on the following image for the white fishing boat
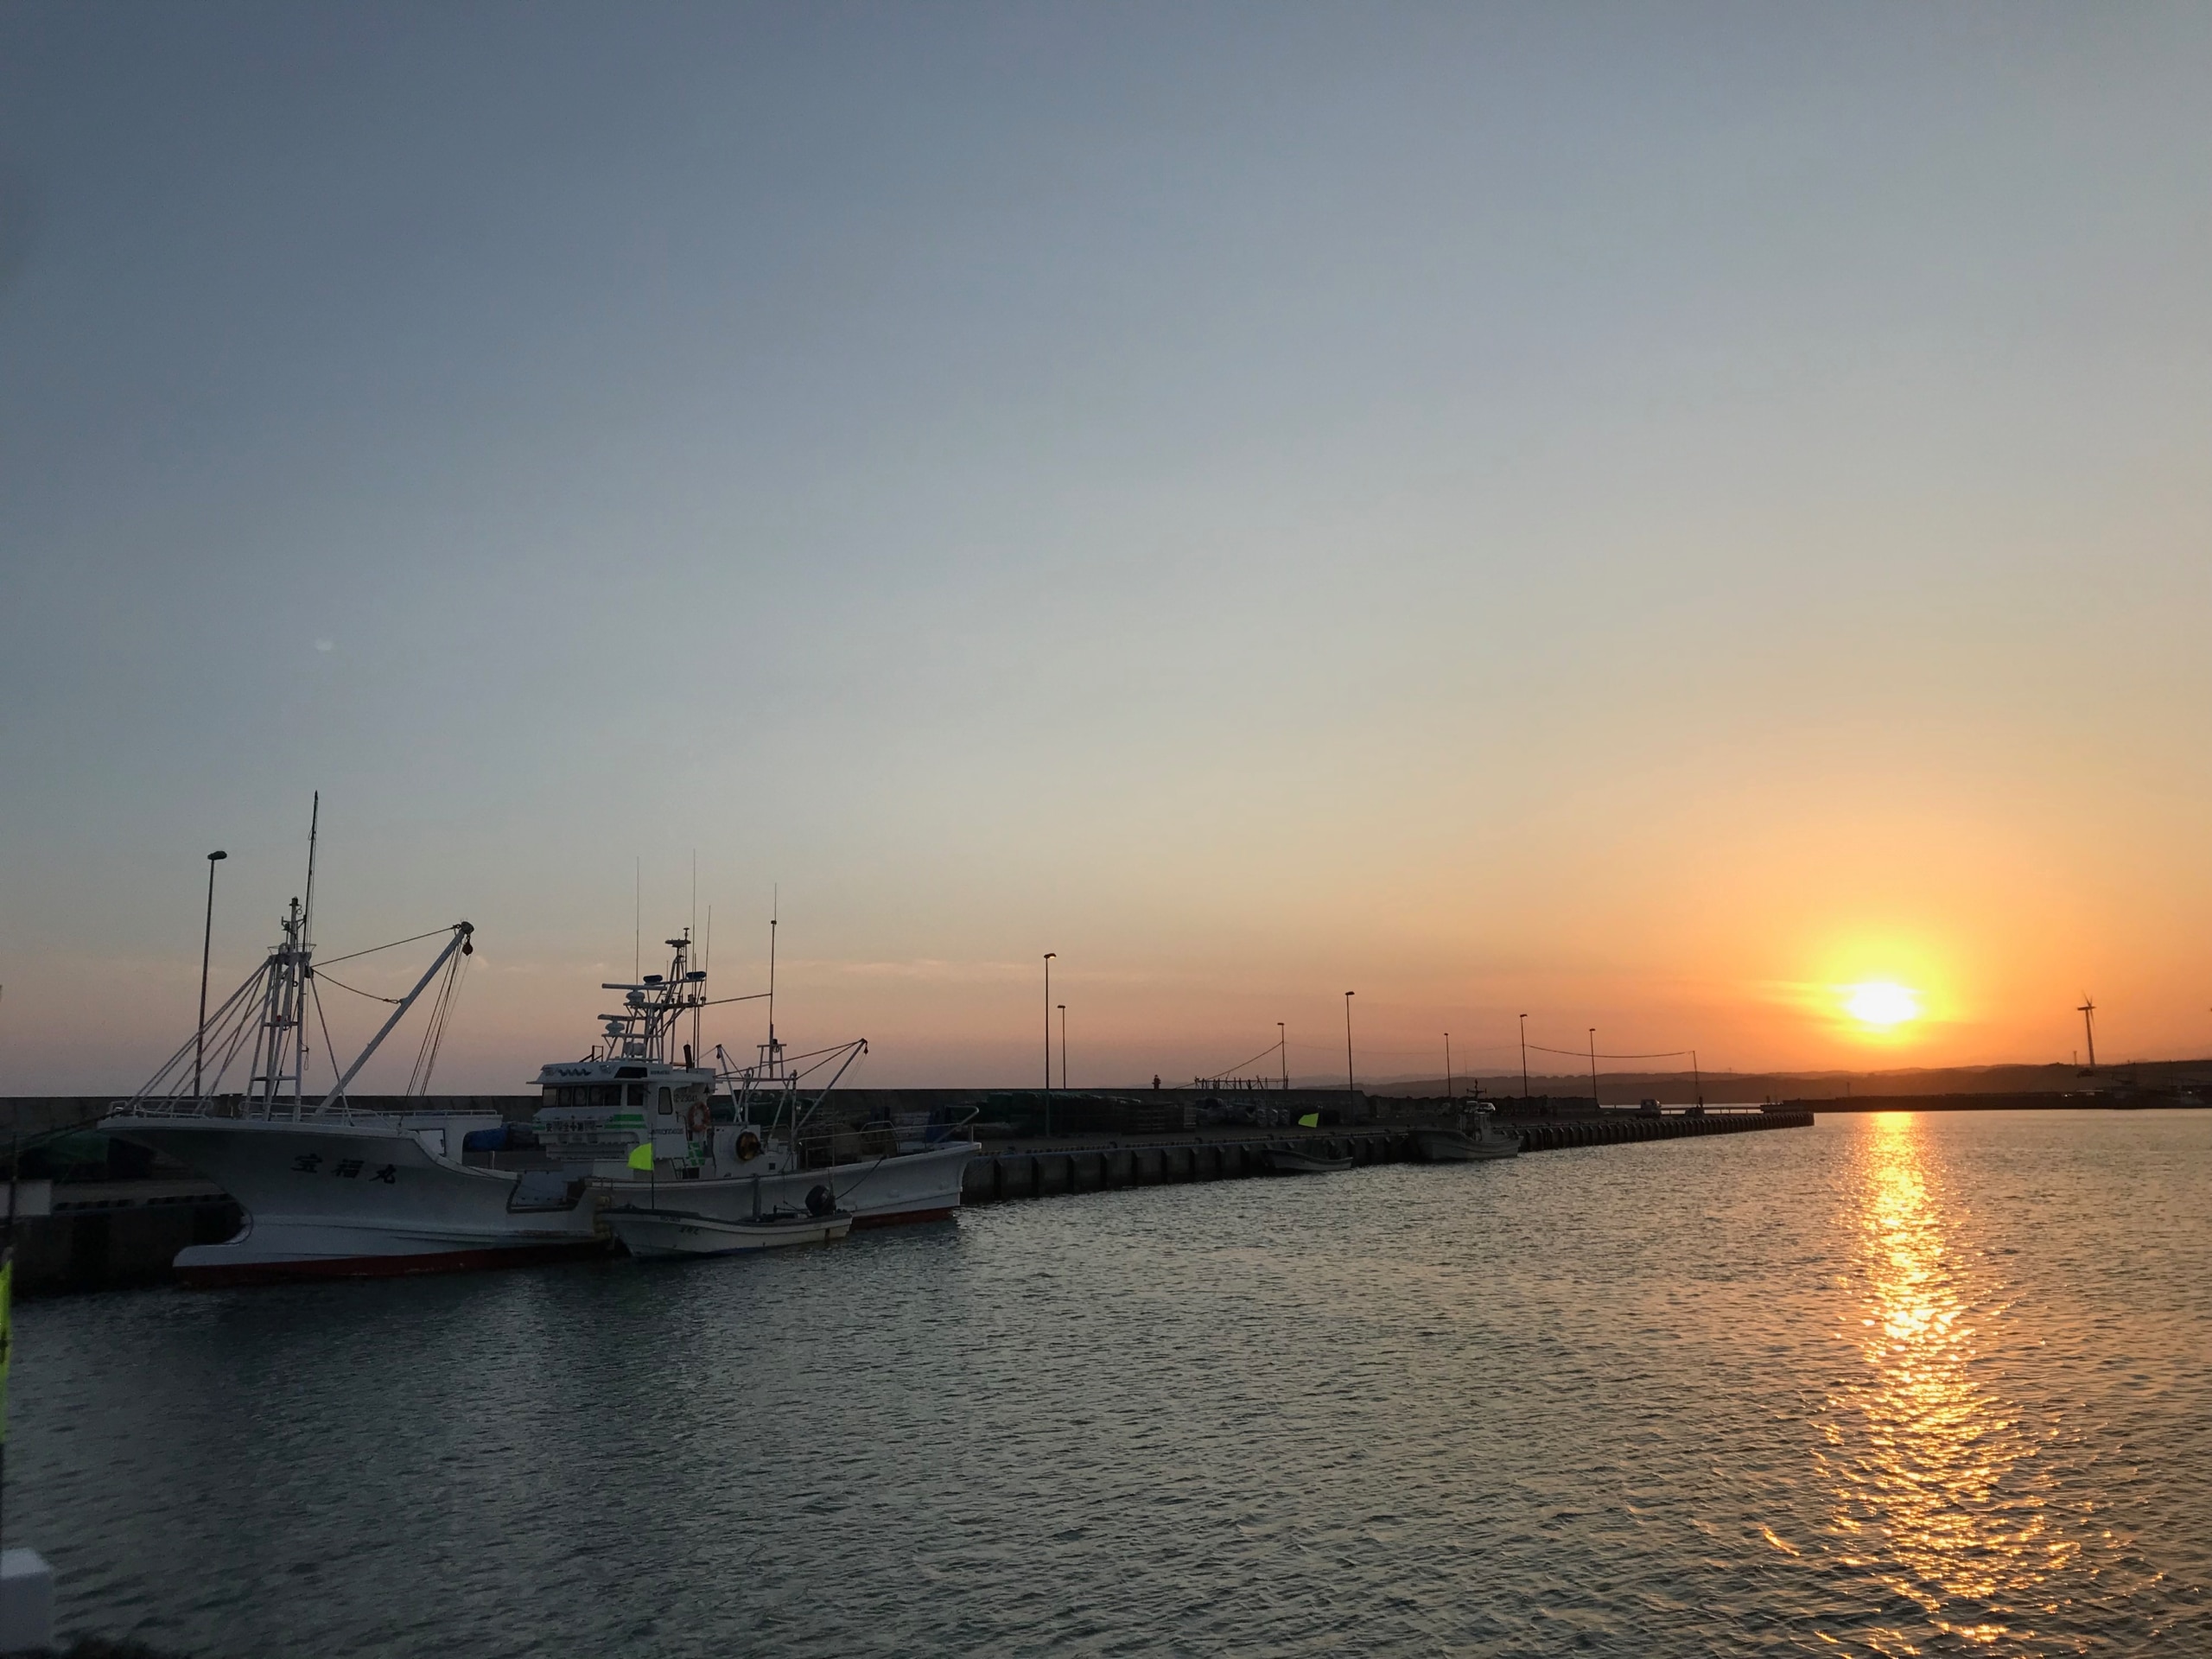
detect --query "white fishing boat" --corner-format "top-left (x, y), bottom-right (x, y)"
top-left (1412, 1104), bottom-right (1522, 1162)
top-left (532, 924), bottom-right (980, 1236)
top-left (604, 1203), bottom-right (852, 1259)
top-left (103, 808), bottom-right (605, 1286)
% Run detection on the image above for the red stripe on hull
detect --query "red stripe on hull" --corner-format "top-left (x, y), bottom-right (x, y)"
top-left (850, 1205), bottom-right (958, 1229)
top-left (176, 1238), bottom-right (611, 1288)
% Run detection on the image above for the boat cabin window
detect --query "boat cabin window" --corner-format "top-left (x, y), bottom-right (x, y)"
top-left (657, 1087), bottom-right (673, 1116)
top-left (627, 1084), bottom-right (645, 1107)
top-left (543, 1084), bottom-right (631, 1109)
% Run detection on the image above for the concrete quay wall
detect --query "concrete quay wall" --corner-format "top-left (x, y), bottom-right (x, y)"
top-left (963, 1109), bottom-right (1815, 1205)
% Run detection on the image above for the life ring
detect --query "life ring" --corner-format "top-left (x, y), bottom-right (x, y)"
top-left (685, 1099), bottom-right (710, 1137)
top-left (735, 1130), bottom-right (764, 1162)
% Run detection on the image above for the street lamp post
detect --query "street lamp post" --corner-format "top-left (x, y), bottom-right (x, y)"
top-left (1444, 1032), bottom-right (1453, 1101)
top-left (1518, 1013), bottom-right (1529, 1098)
top-left (196, 849), bottom-right (227, 1100)
top-left (1588, 1027), bottom-right (1599, 1109)
top-left (1042, 954), bottom-right (1055, 1134)
top-left (1277, 1022), bottom-right (1287, 1091)
top-left (1058, 1003), bottom-right (1067, 1091)
top-left (1344, 991), bottom-right (1357, 1116)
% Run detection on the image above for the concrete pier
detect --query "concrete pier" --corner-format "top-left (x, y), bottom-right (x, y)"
top-left (963, 1108), bottom-right (1815, 1205)
top-left (8, 1181), bottom-right (241, 1298)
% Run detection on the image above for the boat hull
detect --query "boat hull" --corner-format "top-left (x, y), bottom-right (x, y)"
top-left (174, 1238), bottom-right (609, 1288)
top-left (607, 1206), bottom-right (852, 1259)
top-left (601, 1141), bottom-right (978, 1230)
top-left (100, 1115), bottom-right (607, 1285)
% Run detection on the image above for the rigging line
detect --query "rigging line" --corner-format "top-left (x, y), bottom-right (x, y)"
top-left (409, 951), bottom-right (467, 1096)
top-left (315, 928), bottom-right (454, 969)
top-left (312, 969), bottom-right (403, 1005)
top-left (1204, 1037), bottom-right (1285, 1078)
top-left (132, 963), bottom-right (270, 1099)
top-left (773, 1039), bottom-right (867, 1067)
top-left (1524, 1042), bottom-right (1695, 1060)
top-left (426, 961), bottom-right (458, 1083)
top-left (309, 982), bottom-right (349, 1107)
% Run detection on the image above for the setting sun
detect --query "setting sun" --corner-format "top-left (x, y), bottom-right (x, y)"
top-left (1844, 981), bottom-right (1922, 1028)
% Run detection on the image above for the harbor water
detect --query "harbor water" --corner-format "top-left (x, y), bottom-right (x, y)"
top-left (13, 1109), bottom-right (2209, 1656)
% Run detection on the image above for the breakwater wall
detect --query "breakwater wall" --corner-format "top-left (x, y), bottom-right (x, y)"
top-left (963, 1108), bottom-right (1815, 1205)
top-left (6, 1182), bottom-right (243, 1299)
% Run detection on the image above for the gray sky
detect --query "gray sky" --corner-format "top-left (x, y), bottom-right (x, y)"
top-left (5, 4), bottom-right (2210, 1092)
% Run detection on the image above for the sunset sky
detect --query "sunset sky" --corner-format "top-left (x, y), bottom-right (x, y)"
top-left (4, 5), bottom-right (2209, 1094)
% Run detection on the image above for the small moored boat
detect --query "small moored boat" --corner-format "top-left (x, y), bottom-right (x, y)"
top-left (1412, 1106), bottom-right (1522, 1162)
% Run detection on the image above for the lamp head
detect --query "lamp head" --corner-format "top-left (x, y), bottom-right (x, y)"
top-left (208, 849), bottom-right (227, 861)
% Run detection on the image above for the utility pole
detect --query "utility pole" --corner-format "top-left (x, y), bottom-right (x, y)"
top-left (1519, 1014), bottom-right (1529, 1098)
top-left (1444, 1032), bottom-right (1453, 1101)
top-left (1043, 954), bottom-right (1056, 1134)
top-left (1277, 1022), bottom-right (1287, 1091)
top-left (196, 849), bottom-right (227, 1099)
top-left (1058, 1003), bottom-right (1067, 1091)
top-left (1588, 1027), bottom-right (1599, 1109)
top-left (2078, 997), bottom-right (2097, 1072)
top-left (1344, 992), bottom-right (1357, 1115)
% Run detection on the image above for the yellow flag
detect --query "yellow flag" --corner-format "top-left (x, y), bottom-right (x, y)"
top-left (1297, 1113), bottom-right (1320, 1128)
top-left (626, 1142), bottom-right (654, 1173)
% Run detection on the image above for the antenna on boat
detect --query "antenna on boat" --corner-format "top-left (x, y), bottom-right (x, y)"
top-left (766, 887), bottom-right (779, 1073)
top-left (633, 857), bottom-right (641, 982)
top-left (293, 795), bottom-right (320, 1111)
top-left (302, 791), bottom-right (321, 951)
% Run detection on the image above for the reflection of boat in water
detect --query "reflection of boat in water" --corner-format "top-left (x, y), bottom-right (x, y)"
top-left (1259, 1146), bottom-right (1353, 1175)
top-left (105, 810), bottom-right (604, 1286)
top-left (606, 1204), bottom-right (852, 1259)
top-left (1412, 1105), bottom-right (1522, 1163)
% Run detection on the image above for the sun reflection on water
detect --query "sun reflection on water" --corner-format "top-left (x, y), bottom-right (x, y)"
top-left (1815, 1113), bottom-right (2075, 1653)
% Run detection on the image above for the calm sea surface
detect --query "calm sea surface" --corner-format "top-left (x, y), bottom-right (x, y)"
top-left (13, 1110), bottom-right (2210, 1657)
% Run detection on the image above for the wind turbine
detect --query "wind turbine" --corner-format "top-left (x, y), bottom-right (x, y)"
top-left (2077, 996), bottom-right (2097, 1074)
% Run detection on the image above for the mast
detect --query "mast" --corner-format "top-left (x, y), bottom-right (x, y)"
top-left (297, 792), bottom-right (319, 1110)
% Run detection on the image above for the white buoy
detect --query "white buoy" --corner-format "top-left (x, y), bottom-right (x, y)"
top-left (0, 1547), bottom-right (52, 1652)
